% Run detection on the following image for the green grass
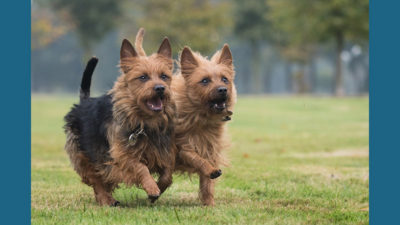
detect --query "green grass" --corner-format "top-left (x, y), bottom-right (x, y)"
top-left (32, 95), bottom-right (369, 225)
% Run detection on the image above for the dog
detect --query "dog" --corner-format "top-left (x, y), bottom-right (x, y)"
top-left (63, 29), bottom-right (176, 206)
top-left (172, 45), bottom-right (236, 206)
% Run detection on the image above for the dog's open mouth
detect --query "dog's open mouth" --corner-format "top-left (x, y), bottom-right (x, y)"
top-left (146, 97), bottom-right (163, 112)
top-left (210, 98), bottom-right (227, 111)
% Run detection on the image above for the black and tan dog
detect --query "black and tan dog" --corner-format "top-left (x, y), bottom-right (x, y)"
top-left (64, 29), bottom-right (176, 206)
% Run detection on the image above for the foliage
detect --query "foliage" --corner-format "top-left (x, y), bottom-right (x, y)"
top-left (30, 0), bottom-right (370, 95)
top-left (268, 0), bottom-right (369, 46)
top-left (122, 0), bottom-right (232, 55)
top-left (232, 0), bottom-right (271, 45)
top-left (48, 0), bottom-right (125, 53)
top-left (267, 0), bottom-right (369, 95)
top-left (230, 0), bottom-right (274, 93)
top-left (31, 5), bottom-right (69, 50)
top-left (32, 96), bottom-right (369, 224)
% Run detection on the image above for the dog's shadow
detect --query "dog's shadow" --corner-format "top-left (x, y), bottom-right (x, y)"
top-left (114, 193), bottom-right (202, 208)
top-left (117, 198), bottom-right (201, 208)
top-left (111, 182), bottom-right (204, 208)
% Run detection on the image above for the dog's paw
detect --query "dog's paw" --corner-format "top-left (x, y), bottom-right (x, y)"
top-left (110, 200), bottom-right (120, 207)
top-left (210, 169), bottom-right (222, 179)
top-left (148, 194), bottom-right (160, 203)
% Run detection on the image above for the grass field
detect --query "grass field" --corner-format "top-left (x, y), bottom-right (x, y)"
top-left (32, 95), bottom-right (369, 225)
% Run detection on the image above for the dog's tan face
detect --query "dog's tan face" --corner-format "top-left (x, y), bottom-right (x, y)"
top-left (180, 45), bottom-right (235, 114)
top-left (119, 39), bottom-right (173, 116)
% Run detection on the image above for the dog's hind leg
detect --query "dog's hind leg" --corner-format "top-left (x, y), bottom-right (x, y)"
top-left (179, 150), bottom-right (222, 179)
top-left (79, 159), bottom-right (119, 206)
top-left (158, 168), bottom-right (173, 194)
top-left (64, 132), bottom-right (118, 206)
top-left (71, 152), bottom-right (118, 206)
top-left (91, 179), bottom-right (119, 206)
top-left (199, 174), bottom-right (216, 206)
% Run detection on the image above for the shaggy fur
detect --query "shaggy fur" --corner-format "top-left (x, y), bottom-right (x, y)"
top-left (64, 29), bottom-right (176, 206)
top-left (172, 45), bottom-right (237, 206)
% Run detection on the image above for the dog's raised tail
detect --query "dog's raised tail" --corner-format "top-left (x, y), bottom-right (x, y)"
top-left (80, 57), bottom-right (98, 101)
top-left (135, 28), bottom-right (146, 57)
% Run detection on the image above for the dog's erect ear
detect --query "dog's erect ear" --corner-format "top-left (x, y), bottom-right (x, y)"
top-left (120, 39), bottom-right (137, 73)
top-left (218, 44), bottom-right (233, 67)
top-left (120, 39), bottom-right (137, 59)
top-left (180, 47), bottom-right (198, 77)
top-left (157, 38), bottom-right (172, 59)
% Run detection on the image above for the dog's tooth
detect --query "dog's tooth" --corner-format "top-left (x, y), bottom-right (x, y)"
top-left (223, 103), bottom-right (226, 107)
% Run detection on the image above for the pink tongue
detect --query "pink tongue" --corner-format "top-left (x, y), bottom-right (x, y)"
top-left (148, 97), bottom-right (162, 110)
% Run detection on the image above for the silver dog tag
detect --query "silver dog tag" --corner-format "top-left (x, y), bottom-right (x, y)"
top-left (128, 128), bottom-right (145, 146)
top-left (128, 133), bottom-right (138, 146)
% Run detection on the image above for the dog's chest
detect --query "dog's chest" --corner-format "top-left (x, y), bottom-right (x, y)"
top-left (124, 126), bottom-right (173, 169)
top-left (188, 130), bottom-right (222, 158)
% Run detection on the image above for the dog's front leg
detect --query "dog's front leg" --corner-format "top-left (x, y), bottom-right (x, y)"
top-left (150, 167), bottom-right (173, 203)
top-left (117, 161), bottom-right (160, 200)
top-left (199, 174), bottom-right (215, 206)
top-left (179, 149), bottom-right (222, 179)
top-left (135, 162), bottom-right (161, 200)
top-left (110, 143), bottom-right (160, 200)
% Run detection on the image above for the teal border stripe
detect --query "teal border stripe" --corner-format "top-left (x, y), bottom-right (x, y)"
top-left (0, 0), bottom-right (399, 224)
top-left (370, 0), bottom-right (400, 224)
top-left (0, 1), bottom-right (31, 223)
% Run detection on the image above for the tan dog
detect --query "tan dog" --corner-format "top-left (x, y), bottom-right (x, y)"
top-left (172, 45), bottom-right (236, 206)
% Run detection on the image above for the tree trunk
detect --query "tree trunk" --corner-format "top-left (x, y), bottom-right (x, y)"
top-left (242, 45), bottom-right (252, 93)
top-left (298, 64), bottom-right (308, 94)
top-left (284, 61), bottom-right (293, 93)
top-left (250, 42), bottom-right (262, 94)
top-left (335, 31), bottom-right (344, 96)
top-left (309, 58), bottom-right (317, 93)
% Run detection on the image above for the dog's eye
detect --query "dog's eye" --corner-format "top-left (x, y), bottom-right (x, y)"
top-left (201, 78), bottom-right (210, 84)
top-left (138, 74), bottom-right (149, 81)
top-left (160, 74), bottom-right (169, 81)
top-left (221, 77), bottom-right (229, 84)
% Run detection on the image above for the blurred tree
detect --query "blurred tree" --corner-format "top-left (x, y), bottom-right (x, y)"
top-left (232, 0), bottom-right (272, 93)
top-left (31, 5), bottom-right (69, 50)
top-left (280, 44), bottom-right (314, 93)
top-left (46, 0), bottom-right (125, 57)
top-left (122, 0), bottom-right (231, 56)
top-left (268, 0), bottom-right (369, 96)
top-left (272, 20), bottom-right (316, 94)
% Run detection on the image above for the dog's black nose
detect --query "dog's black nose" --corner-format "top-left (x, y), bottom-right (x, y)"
top-left (217, 87), bottom-right (227, 95)
top-left (154, 85), bottom-right (165, 93)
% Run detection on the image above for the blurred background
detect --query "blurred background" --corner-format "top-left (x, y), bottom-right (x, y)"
top-left (31, 0), bottom-right (369, 96)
